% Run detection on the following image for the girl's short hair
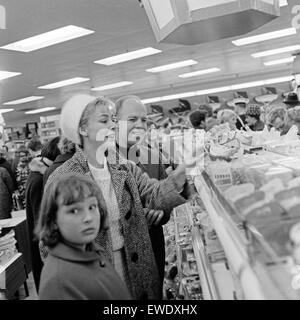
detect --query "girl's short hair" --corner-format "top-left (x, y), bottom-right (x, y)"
top-left (35, 174), bottom-right (108, 247)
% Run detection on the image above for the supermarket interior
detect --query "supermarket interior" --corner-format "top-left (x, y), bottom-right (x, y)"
top-left (2, 0), bottom-right (300, 301)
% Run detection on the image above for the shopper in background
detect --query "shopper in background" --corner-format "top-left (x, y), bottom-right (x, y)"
top-left (25, 136), bottom-right (60, 292)
top-left (45, 94), bottom-right (193, 300)
top-left (245, 104), bottom-right (265, 131)
top-left (0, 146), bottom-right (17, 191)
top-left (115, 95), bottom-right (174, 298)
top-left (218, 109), bottom-right (238, 130)
top-left (36, 174), bottom-right (131, 300)
top-left (268, 107), bottom-right (291, 135)
top-left (27, 136), bottom-right (43, 159)
top-left (15, 146), bottom-right (31, 209)
top-left (189, 110), bottom-right (206, 130)
top-left (0, 167), bottom-right (14, 220)
top-left (43, 137), bottom-right (76, 186)
top-left (235, 102), bottom-right (247, 130)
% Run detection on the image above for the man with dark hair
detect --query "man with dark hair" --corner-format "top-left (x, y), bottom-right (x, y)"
top-left (189, 110), bottom-right (206, 130)
top-left (0, 147), bottom-right (17, 190)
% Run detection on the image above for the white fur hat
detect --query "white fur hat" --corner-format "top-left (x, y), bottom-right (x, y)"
top-left (60, 94), bottom-right (96, 145)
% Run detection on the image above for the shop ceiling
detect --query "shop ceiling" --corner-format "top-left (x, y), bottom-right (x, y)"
top-left (0, 0), bottom-right (299, 124)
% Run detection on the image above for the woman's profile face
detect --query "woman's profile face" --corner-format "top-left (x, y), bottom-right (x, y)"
top-left (273, 116), bottom-right (284, 129)
top-left (228, 115), bottom-right (237, 129)
top-left (84, 104), bottom-right (115, 146)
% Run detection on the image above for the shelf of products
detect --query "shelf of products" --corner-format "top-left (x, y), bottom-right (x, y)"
top-left (39, 115), bottom-right (61, 144)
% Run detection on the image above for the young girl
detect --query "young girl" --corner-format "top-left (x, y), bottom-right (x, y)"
top-left (35, 174), bottom-right (131, 300)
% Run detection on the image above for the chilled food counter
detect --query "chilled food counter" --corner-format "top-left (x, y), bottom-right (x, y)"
top-left (191, 148), bottom-right (300, 300)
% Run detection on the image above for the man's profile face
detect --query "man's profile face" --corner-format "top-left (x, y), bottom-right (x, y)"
top-left (117, 98), bottom-right (147, 147)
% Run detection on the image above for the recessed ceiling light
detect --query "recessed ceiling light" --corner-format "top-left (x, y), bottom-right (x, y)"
top-left (0, 25), bottom-right (94, 52)
top-left (252, 45), bottom-right (300, 58)
top-left (0, 108), bottom-right (14, 114)
top-left (3, 96), bottom-right (44, 105)
top-left (146, 60), bottom-right (198, 73)
top-left (25, 107), bottom-right (56, 114)
top-left (0, 71), bottom-right (21, 81)
top-left (91, 81), bottom-right (133, 91)
top-left (141, 75), bottom-right (294, 103)
top-left (264, 56), bottom-right (296, 66)
top-left (179, 67), bottom-right (220, 78)
top-left (94, 47), bottom-right (161, 65)
top-left (38, 77), bottom-right (90, 89)
top-left (232, 27), bottom-right (296, 46)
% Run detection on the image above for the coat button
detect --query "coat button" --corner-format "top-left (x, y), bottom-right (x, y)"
top-left (99, 261), bottom-right (106, 267)
top-left (125, 210), bottom-right (132, 220)
top-left (131, 252), bottom-right (138, 263)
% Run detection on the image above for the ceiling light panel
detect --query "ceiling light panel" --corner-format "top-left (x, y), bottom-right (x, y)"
top-left (0, 108), bottom-right (14, 114)
top-left (0, 71), bottom-right (21, 81)
top-left (146, 60), bottom-right (198, 73)
top-left (91, 81), bottom-right (133, 91)
top-left (0, 25), bottom-right (94, 52)
top-left (94, 47), bottom-right (161, 65)
top-left (252, 45), bottom-right (300, 58)
top-left (38, 77), bottom-right (90, 89)
top-left (25, 107), bottom-right (56, 114)
top-left (232, 27), bottom-right (296, 46)
top-left (179, 67), bottom-right (221, 78)
top-left (4, 96), bottom-right (44, 105)
top-left (264, 56), bottom-right (296, 66)
top-left (141, 75), bottom-right (294, 103)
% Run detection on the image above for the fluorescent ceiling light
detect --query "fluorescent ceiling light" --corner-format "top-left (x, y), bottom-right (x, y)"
top-left (146, 60), bottom-right (198, 73)
top-left (91, 81), bottom-right (133, 91)
top-left (232, 27), bottom-right (296, 46)
top-left (179, 67), bottom-right (221, 78)
top-left (280, 0), bottom-right (288, 6)
top-left (141, 75), bottom-right (294, 103)
top-left (252, 45), bottom-right (300, 58)
top-left (161, 91), bottom-right (197, 101)
top-left (264, 56), bottom-right (296, 66)
top-left (25, 107), bottom-right (56, 114)
top-left (0, 108), bottom-right (14, 114)
top-left (4, 96), bottom-right (44, 105)
top-left (0, 71), bottom-right (21, 81)
top-left (0, 25), bottom-right (94, 52)
top-left (38, 77), bottom-right (90, 89)
top-left (94, 47), bottom-right (161, 65)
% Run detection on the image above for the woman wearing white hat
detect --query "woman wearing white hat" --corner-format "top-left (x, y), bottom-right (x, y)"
top-left (44, 94), bottom-right (193, 300)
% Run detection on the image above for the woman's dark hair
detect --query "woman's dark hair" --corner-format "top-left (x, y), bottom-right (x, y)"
top-left (41, 136), bottom-right (61, 161)
top-left (35, 174), bottom-right (108, 247)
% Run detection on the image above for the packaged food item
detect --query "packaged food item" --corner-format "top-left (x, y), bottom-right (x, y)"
top-left (209, 161), bottom-right (233, 190)
top-left (263, 166), bottom-right (293, 184)
top-left (259, 178), bottom-right (285, 201)
top-left (231, 159), bottom-right (247, 185)
top-left (245, 164), bottom-right (272, 188)
top-left (274, 187), bottom-right (300, 211)
top-left (234, 191), bottom-right (266, 217)
top-left (245, 201), bottom-right (284, 227)
top-left (288, 177), bottom-right (300, 189)
top-left (224, 183), bottom-right (255, 203)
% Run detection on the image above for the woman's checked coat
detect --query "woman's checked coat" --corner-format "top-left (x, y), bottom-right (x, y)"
top-left (44, 147), bottom-right (187, 300)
